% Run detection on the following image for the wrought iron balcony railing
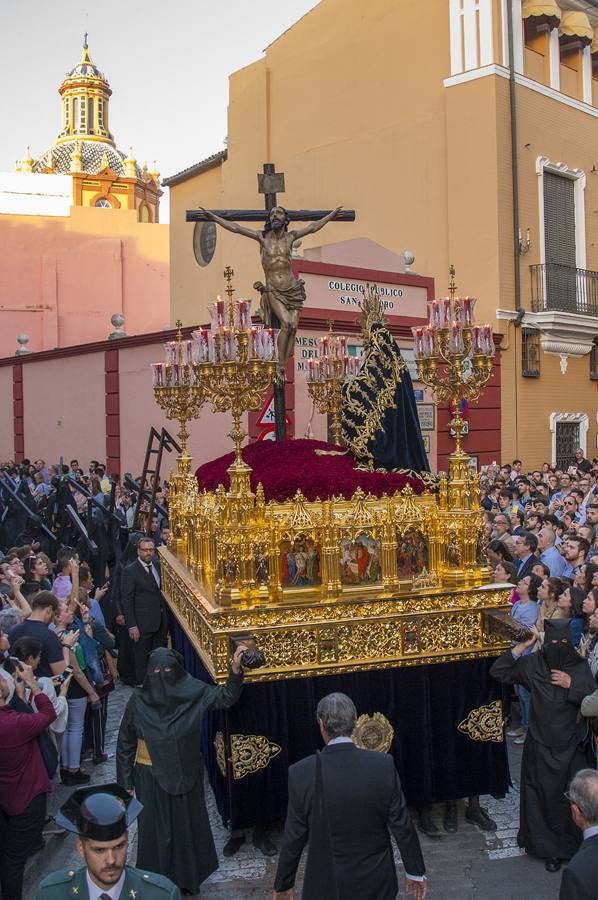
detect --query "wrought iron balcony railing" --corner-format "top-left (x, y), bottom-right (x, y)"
top-left (530, 263), bottom-right (598, 316)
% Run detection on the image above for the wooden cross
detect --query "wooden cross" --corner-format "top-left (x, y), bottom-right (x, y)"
top-left (186, 162), bottom-right (356, 224)
top-left (186, 163), bottom-right (355, 441)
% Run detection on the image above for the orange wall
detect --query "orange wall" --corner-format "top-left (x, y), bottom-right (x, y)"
top-left (0, 205), bottom-right (169, 358)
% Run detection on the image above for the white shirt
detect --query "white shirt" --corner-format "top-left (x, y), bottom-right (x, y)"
top-left (583, 824), bottom-right (598, 840)
top-left (86, 869), bottom-right (125, 899)
top-left (138, 557), bottom-right (160, 588)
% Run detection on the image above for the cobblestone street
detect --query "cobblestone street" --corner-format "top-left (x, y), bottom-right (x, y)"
top-left (25, 683), bottom-right (563, 899)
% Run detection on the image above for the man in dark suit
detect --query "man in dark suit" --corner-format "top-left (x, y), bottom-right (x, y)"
top-left (513, 530), bottom-right (539, 580)
top-left (560, 768), bottom-right (598, 900)
top-left (121, 537), bottom-right (167, 685)
top-left (273, 693), bottom-right (427, 900)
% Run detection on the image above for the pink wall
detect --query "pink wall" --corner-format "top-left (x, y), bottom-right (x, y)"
top-left (21, 353), bottom-right (105, 467)
top-left (0, 207), bottom-right (169, 358)
top-left (119, 343), bottom-right (237, 475)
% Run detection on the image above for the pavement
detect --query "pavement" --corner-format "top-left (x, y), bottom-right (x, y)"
top-left (24, 684), bottom-right (564, 899)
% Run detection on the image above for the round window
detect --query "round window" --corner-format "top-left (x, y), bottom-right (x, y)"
top-left (193, 221), bottom-right (217, 267)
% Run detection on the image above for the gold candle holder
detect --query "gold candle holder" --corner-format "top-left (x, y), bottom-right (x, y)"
top-left (153, 323), bottom-right (208, 475)
top-left (306, 323), bottom-right (358, 445)
top-left (413, 266), bottom-right (494, 484)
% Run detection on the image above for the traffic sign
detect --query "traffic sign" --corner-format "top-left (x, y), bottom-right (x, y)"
top-left (256, 393), bottom-right (292, 427)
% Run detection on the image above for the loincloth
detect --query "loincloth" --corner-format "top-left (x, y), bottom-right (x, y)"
top-left (254, 279), bottom-right (306, 325)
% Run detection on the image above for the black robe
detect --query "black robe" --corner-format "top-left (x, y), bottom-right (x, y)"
top-left (116, 649), bottom-right (243, 893)
top-left (490, 648), bottom-right (595, 859)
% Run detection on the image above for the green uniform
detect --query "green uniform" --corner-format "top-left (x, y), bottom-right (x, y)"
top-left (35, 864), bottom-right (181, 899)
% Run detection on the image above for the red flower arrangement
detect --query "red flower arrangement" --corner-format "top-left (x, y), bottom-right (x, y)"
top-left (196, 439), bottom-right (427, 502)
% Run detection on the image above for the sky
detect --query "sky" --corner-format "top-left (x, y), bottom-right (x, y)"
top-left (0, 0), bottom-right (319, 220)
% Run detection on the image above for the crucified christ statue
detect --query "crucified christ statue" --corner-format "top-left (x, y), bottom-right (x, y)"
top-left (198, 204), bottom-right (342, 378)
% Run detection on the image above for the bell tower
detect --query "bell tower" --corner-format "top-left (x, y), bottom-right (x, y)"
top-left (56, 36), bottom-right (114, 145)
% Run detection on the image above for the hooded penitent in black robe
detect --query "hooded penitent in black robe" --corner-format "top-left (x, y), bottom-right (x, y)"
top-left (342, 323), bottom-right (430, 473)
top-left (116, 647), bottom-right (243, 893)
top-left (490, 620), bottom-right (595, 860)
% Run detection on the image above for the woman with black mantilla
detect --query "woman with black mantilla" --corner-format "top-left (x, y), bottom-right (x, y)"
top-left (116, 645), bottom-right (246, 895)
top-left (490, 619), bottom-right (596, 873)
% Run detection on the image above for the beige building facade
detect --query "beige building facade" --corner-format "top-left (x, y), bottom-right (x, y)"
top-left (165, 0), bottom-right (598, 470)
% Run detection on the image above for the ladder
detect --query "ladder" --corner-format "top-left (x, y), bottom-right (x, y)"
top-left (132, 427), bottom-right (181, 533)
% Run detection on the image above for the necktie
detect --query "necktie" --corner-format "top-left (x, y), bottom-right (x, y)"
top-left (99, 894), bottom-right (112, 900)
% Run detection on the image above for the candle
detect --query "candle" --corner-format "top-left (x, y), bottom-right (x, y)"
top-left (463, 296), bottom-right (475, 326)
top-left (423, 326), bottom-right (435, 358)
top-left (449, 321), bottom-right (464, 355)
top-left (429, 300), bottom-right (441, 329)
top-left (216, 297), bottom-right (225, 327)
top-left (412, 327), bottom-right (424, 359)
top-left (441, 298), bottom-right (451, 328)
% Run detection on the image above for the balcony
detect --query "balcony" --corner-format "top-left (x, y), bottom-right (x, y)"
top-left (522, 264), bottom-right (598, 365)
top-left (530, 263), bottom-right (598, 316)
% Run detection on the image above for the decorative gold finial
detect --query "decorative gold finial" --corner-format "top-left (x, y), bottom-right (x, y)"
top-left (124, 147), bottom-right (136, 178)
top-left (150, 160), bottom-right (160, 183)
top-left (70, 141), bottom-right (82, 173)
top-left (448, 264), bottom-right (458, 299)
top-left (223, 266), bottom-right (235, 326)
top-left (175, 319), bottom-right (183, 340)
top-left (100, 150), bottom-right (110, 171)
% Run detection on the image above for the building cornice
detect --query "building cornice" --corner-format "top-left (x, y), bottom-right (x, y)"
top-left (163, 150), bottom-right (227, 188)
top-left (444, 63), bottom-right (598, 120)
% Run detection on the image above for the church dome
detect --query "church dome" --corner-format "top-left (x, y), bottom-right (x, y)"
top-left (32, 140), bottom-right (142, 178)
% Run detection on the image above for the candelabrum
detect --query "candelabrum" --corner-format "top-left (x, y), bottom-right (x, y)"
top-left (412, 266), bottom-right (494, 479)
top-left (152, 268), bottom-right (278, 479)
top-left (305, 325), bottom-right (360, 445)
top-left (152, 324), bottom-right (207, 475)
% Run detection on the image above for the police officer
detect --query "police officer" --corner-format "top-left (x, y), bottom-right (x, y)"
top-left (35, 783), bottom-right (180, 899)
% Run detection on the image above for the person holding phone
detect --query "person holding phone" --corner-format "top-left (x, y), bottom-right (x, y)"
top-left (11, 636), bottom-right (71, 752)
top-left (0, 661), bottom-right (57, 900)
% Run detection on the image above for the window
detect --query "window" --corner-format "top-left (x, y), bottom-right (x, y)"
top-left (73, 97), bottom-right (79, 131)
top-left (555, 421), bottom-right (579, 470)
top-left (591, 338), bottom-right (598, 380)
top-left (98, 98), bottom-right (104, 128)
top-left (521, 329), bottom-right (540, 377)
top-left (87, 97), bottom-right (94, 131)
top-left (543, 169), bottom-right (577, 309)
top-left (95, 198), bottom-right (112, 208)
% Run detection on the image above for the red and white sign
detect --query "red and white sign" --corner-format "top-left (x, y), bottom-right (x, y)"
top-left (256, 394), bottom-right (292, 428)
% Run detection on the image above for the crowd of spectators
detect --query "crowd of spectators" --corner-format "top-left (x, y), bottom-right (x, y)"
top-left (3, 449), bottom-right (598, 895)
top-left (0, 456), bottom-right (169, 900)
top-left (480, 451), bottom-right (598, 746)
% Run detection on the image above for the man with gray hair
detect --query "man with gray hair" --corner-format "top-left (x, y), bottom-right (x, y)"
top-left (273, 692), bottom-right (426, 899)
top-left (560, 769), bottom-right (598, 899)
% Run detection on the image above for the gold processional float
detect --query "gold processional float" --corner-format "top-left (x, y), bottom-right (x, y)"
top-left (152, 267), bottom-right (511, 683)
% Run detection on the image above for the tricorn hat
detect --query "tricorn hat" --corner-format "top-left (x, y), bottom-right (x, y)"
top-left (55, 783), bottom-right (142, 841)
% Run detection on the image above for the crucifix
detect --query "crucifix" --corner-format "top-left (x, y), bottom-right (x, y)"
top-left (187, 163), bottom-right (355, 441)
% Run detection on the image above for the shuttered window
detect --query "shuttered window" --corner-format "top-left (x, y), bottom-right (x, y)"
top-left (521, 329), bottom-right (540, 377)
top-left (544, 171), bottom-right (577, 309)
top-left (590, 338), bottom-right (598, 380)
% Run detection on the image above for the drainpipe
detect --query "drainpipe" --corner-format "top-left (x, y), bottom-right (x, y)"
top-left (506, 0), bottom-right (522, 312)
top-left (506, 0), bottom-right (522, 460)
